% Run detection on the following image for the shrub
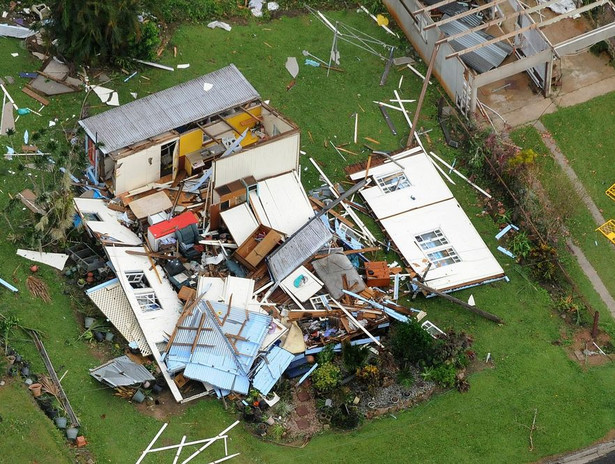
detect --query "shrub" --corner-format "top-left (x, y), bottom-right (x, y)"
top-left (356, 364), bottom-right (380, 388)
top-left (342, 341), bottom-right (370, 372)
top-left (397, 368), bottom-right (415, 388)
top-left (316, 343), bottom-right (336, 365)
top-left (330, 404), bottom-right (362, 430)
top-left (148, 0), bottom-right (235, 23)
top-left (312, 362), bottom-right (341, 393)
top-left (127, 20), bottom-right (161, 61)
top-left (509, 231), bottom-right (533, 260)
top-left (390, 319), bottom-right (436, 369)
top-left (421, 364), bottom-right (457, 388)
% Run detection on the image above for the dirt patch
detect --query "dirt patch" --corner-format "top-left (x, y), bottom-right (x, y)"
top-left (134, 388), bottom-right (188, 420)
top-left (562, 327), bottom-right (613, 367)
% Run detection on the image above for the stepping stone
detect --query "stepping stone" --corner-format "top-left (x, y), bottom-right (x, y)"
top-left (295, 418), bottom-right (310, 430)
top-left (297, 390), bottom-right (310, 402)
top-left (296, 405), bottom-right (309, 417)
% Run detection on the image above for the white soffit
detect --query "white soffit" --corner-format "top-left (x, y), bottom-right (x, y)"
top-left (16, 249), bottom-right (69, 270)
top-left (86, 279), bottom-right (151, 355)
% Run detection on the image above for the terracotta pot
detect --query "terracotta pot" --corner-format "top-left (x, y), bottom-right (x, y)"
top-left (29, 383), bottom-right (42, 397)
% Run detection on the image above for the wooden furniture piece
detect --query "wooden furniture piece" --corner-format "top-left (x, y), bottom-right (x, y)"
top-left (234, 225), bottom-right (283, 270)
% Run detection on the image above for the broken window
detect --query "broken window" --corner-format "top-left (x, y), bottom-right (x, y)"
top-left (426, 247), bottom-right (461, 267)
top-left (375, 172), bottom-right (411, 193)
top-left (160, 140), bottom-right (177, 177)
top-left (125, 271), bottom-right (151, 289)
top-left (134, 290), bottom-right (162, 312)
top-left (82, 212), bottom-right (102, 222)
top-left (415, 229), bottom-right (449, 250)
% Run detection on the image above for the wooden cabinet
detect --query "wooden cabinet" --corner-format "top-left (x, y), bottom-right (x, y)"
top-left (234, 226), bottom-right (283, 270)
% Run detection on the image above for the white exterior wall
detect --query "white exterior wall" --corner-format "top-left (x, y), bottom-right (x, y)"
top-left (384, 0), bottom-right (473, 113)
top-left (113, 138), bottom-right (178, 195)
top-left (213, 132), bottom-right (300, 191)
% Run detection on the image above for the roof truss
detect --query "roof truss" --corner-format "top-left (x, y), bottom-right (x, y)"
top-left (424, 0), bottom-right (507, 31)
top-left (435, 0), bottom-right (563, 45)
top-left (446, 0), bottom-right (608, 59)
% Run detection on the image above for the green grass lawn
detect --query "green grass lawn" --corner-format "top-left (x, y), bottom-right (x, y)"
top-left (0, 379), bottom-right (73, 463)
top-left (510, 121), bottom-right (615, 321)
top-left (2, 10), bottom-right (615, 464)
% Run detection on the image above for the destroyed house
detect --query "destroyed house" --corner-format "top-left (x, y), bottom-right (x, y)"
top-left (79, 64), bottom-right (299, 195)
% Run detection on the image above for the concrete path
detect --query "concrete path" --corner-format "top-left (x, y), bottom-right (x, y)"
top-left (534, 121), bottom-right (605, 225)
top-left (532, 121), bottom-right (615, 317)
top-left (544, 439), bottom-right (615, 463)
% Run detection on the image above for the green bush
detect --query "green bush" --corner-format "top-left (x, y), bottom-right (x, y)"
top-left (127, 20), bottom-right (161, 61)
top-left (147, 0), bottom-right (236, 23)
top-left (312, 362), bottom-right (341, 393)
top-left (390, 319), bottom-right (436, 369)
top-left (422, 364), bottom-right (457, 388)
top-left (330, 404), bottom-right (362, 430)
top-left (316, 343), bottom-right (336, 365)
top-left (342, 341), bottom-right (370, 372)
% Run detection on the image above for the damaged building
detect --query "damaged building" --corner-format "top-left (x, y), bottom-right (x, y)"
top-left (73, 64), bottom-right (506, 403)
top-left (384, 0), bottom-right (615, 123)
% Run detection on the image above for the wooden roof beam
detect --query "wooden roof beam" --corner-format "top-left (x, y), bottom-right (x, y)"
top-left (425, 0), bottom-right (507, 31)
top-left (412, 0), bottom-right (461, 16)
top-left (436, 0), bottom-right (563, 45)
top-left (446, 0), bottom-right (607, 59)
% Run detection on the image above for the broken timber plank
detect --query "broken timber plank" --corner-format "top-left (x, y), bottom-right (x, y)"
top-left (411, 279), bottom-right (503, 324)
top-left (378, 104), bottom-right (397, 135)
top-left (22, 86), bottom-right (49, 106)
top-left (309, 196), bottom-right (355, 228)
top-left (31, 332), bottom-right (80, 426)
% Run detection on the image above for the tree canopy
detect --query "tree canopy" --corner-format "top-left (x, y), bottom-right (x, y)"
top-left (49, 0), bottom-right (159, 65)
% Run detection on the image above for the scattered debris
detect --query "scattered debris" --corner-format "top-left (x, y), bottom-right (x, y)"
top-left (17, 249), bottom-right (69, 270)
top-left (207, 21), bottom-right (232, 32)
top-left (26, 275), bottom-right (51, 303)
top-left (90, 356), bottom-right (155, 388)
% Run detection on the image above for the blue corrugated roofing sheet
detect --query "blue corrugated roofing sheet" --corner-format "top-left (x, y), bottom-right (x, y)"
top-left (252, 345), bottom-right (295, 395)
top-left (79, 64), bottom-right (260, 154)
top-left (165, 300), bottom-right (271, 395)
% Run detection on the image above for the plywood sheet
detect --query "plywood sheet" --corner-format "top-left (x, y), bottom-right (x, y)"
top-left (128, 191), bottom-right (172, 219)
top-left (1, 101), bottom-right (15, 135)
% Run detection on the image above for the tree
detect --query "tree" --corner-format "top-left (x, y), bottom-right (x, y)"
top-left (49, 0), bottom-right (159, 65)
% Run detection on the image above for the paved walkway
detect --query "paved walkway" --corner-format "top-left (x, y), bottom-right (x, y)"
top-left (532, 121), bottom-right (615, 318)
top-left (544, 439), bottom-right (615, 463)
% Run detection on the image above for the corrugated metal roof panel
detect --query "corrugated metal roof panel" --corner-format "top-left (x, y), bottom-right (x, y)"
top-left (79, 64), bottom-right (260, 154)
top-left (267, 216), bottom-right (333, 282)
top-left (440, 19), bottom-right (512, 73)
top-left (90, 355), bottom-right (155, 387)
top-left (252, 346), bottom-right (294, 395)
top-left (165, 300), bottom-right (271, 394)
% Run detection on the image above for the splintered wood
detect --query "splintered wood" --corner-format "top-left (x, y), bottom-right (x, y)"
top-left (26, 275), bottom-right (51, 303)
